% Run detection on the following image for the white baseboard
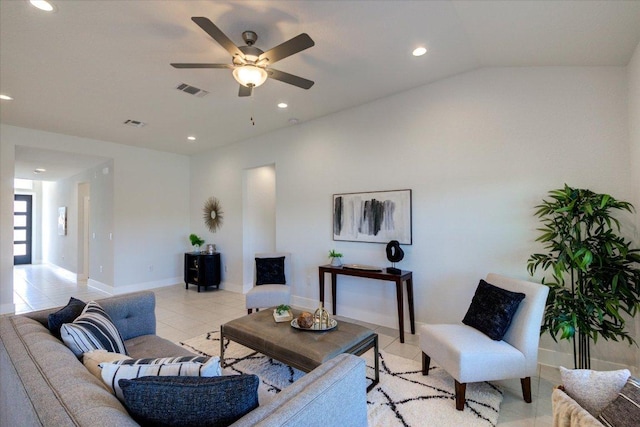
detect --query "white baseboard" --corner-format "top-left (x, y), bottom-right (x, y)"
top-left (43, 262), bottom-right (78, 282)
top-left (88, 277), bottom-right (182, 295)
top-left (538, 348), bottom-right (638, 376)
top-left (221, 281), bottom-right (243, 294)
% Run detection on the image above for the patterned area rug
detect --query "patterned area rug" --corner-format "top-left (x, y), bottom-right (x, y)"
top-left (180, 331), bottom-right (503, 427)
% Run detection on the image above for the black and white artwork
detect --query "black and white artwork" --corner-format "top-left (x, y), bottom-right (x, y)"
top-left (333, 190), bottom-right (412, 244)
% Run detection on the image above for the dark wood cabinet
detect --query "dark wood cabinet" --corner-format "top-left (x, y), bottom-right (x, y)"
top-left (184, 252), bottom-right (221, 292)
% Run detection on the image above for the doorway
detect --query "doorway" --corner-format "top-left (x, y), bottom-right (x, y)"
top-left (14, 194), bottom-right (33, 265)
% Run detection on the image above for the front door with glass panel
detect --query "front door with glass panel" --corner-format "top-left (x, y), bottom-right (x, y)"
top-left (14, 194), bottom-right (32, 265)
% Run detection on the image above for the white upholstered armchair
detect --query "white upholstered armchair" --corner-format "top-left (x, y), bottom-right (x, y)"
top-left (245, 252), bottom-right (291, 314)
top-left (419, 273), bottom-right (549, 411)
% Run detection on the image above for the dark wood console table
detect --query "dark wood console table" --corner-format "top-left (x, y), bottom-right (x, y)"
top-left (318, 265), bottom-right (415, 343)
top-left (184, 252), bottom-right (221, 292)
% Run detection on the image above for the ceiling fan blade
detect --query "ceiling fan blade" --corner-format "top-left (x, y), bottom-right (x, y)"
top-left (171, 63), bottom-right (233, 69)
top-left (191, 17), bottom-right (244, 59)
top-left (258, 33), bottom-right (314, 64)
top-left (267, 68), bottom-right (314, 89)
top-left (238, 85), bottom-right (252, 97)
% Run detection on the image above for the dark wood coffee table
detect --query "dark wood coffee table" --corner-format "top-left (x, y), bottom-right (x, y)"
top-left (220, 309), bottom-right (379, 392)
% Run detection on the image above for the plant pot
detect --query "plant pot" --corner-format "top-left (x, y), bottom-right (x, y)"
top-left (273, 309), bottom-right (293, 323)
top-left (330, 257), bottom-right (342, 267)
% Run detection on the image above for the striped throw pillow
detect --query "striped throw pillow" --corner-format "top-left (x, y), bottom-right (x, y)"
top-left (100, 355), bottom-right (221, 400)
top-left (598, 377), bottom-right (640, 427)
top-left (60, 301), bottom-right (128, 357)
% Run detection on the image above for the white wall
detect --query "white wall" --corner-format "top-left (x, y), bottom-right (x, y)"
top-left (0, 139), bottom-right (15, 313)
top-left (242, 164), bottom-right (276, 292)
top-left (628, 41), bottom-right (640, 371)
top-left (190, 66), bottom-right (638, 371)
top-left (0, 125), bottom-right (191, 309)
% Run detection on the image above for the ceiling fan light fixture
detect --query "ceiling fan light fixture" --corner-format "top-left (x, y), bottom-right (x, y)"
top-left (412, 46), bottom-right (427, 57)
top-left (30, 0), bottom-right (56, 12)
top-left (233, 65), bottom-right (268, 88)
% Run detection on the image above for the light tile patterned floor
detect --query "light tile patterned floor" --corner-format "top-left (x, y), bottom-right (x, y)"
top-left (12, 264), bottom-right (555, 426)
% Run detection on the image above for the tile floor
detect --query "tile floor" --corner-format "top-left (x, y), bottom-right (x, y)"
top-left (11, 264), bottom-right (556, 426)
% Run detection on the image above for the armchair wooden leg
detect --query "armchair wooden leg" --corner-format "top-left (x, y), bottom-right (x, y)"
top-left (455, 381), bottom-right (466, 411)
top-left (421, 352), bottom-right (431, 375)
top-left (521, 377), bottom-right (532, 403)
top-left (247, 309), bottom-right (253, 314)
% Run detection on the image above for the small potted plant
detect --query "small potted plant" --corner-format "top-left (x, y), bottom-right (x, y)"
top-left (273, 304), bottom-right (293, 322)
top-left (328, 249), bottom-right (343, 267)
top-left (189, 234), bottom-right (205, 252)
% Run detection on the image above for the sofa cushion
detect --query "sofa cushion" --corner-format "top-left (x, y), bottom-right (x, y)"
top-left (119, 375), bottom-right (259, 427)
top-left (100, 356), bottom-right (221, 400)
top-left (83, 349), bottom-right (132, 379)
top-left (48, 297), bottom-right (86, 339)
top-left (597, 376), bottom-right (640, 427)
top-left (255, 256), bottom-right (286, 285)
top-left (560, 366), bottom-right (631, 416)
top-left (462, 279), bottom-right (525, 340)
top-left (60, 301), bottom-right (128, 357)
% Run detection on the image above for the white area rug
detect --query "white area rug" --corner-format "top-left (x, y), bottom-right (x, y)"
top-left (181, 331), bottom-right (503, 427)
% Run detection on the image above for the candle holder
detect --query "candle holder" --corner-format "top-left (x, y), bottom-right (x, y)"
top-left (314, 303), bottom-right (331, 329)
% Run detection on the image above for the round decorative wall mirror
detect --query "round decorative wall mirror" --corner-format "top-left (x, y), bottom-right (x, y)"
top-left (203, 197), bottom-right (223, 233)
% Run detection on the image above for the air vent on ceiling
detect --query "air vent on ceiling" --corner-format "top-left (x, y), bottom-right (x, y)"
top-left (123, 119), bottom-right (146, 128)
top-left (176, 83), bottom-right (209, 97)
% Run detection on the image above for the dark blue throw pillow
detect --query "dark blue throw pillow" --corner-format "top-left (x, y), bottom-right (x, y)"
top-left (119, 374), bottom-right (259, 427)
top-left (47, 297), bottom-right (85, 339)
top-left (255, 256), bottom-right (286, 285)
top-left (462, 279), bottom-right (525, 340)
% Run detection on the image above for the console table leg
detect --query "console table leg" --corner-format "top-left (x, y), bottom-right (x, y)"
top-left (331, 273), bottom-right (337, 315)
top-left (407, 278), bottom-right (415, 334)
top-left (319, 270), bottom-right (325, 306)
top-left (396, 280), bottom-right (405, 343)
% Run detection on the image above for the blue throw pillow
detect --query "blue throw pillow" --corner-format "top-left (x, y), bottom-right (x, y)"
top-left (462, 279), bottom-right (525, 340)
top-left (47, 297), bottom-right (86, 339)
top-left (255, 256), bottom-right (286, 285)
top-left (119, 375), bottom-right (259, 427)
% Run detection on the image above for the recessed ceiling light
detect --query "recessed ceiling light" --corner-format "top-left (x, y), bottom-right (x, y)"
top-left (277, 103), bottom-right (288, 109)
top-left (412, 47), bottom-right (427, 57)
top-left (33, 168), bottom-right (46, 174)
top-left (30, 0), bottom-right (55, 12)
top-left (0, 94), bottom-right (13, 101)
top-left (187, 136), bottom-right (196, 141)
top-left (288, 118), bottom-right (299, 125)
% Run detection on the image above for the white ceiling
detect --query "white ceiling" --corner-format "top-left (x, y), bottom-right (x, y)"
top-left (2, 1), bottom-right (640, 178)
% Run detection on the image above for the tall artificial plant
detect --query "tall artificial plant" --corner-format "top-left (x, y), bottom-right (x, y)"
top-left (527, 185), bottom-right (640, 369)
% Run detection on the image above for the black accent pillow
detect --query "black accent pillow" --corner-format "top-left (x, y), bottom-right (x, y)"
top-left (119, 375), bottom-right (259, 427)
top-left (462, 279), bottom-right (525, 340)
top-left (47, 297), bottom-right (85, 339)
top-left (255, 256), bottom-right (286, 285)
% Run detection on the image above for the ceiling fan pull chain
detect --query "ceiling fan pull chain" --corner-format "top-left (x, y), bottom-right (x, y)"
top-left (250, 96), bottom-right (256, 126)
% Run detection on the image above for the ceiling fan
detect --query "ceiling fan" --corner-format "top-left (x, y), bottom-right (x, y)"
top-left (171, 17), bottom-right (315, 97)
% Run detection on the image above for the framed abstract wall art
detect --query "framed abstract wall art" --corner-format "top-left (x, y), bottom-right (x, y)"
top-left (58, 207), bottom-right (67, 236)
top-left (333, 189), bottom-right (412, 244)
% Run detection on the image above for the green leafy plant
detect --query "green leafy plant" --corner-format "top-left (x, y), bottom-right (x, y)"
top-left (275, 304), bottom-right (291, 315)
top-left (527, 184), bottom-right (640, 369)
top-left (189, 234), bottom-right (205, 247)
top-left (328, 250), bottom-right (343, 258)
